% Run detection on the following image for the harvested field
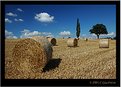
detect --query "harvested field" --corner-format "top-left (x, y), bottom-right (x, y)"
top-left (5, 38), bottom-right (116, 79)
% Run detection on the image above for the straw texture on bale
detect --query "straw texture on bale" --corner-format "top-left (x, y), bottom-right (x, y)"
top-left (67, 38), bottom-right (78, 47)
top-left (12, 37), bottom-right (53, 78)
top-left (47, 37), bottom-right (56, 46)
top-left (31, 36), bottom-right (53, 61)
top-left (99, 39), bottom-right (109, 48)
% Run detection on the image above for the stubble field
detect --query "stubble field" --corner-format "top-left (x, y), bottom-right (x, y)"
top-left (5, 38), bottom-right (116, 79)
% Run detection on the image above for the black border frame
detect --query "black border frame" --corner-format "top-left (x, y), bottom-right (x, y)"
top-left (1, 1), bottom-right (120, 86)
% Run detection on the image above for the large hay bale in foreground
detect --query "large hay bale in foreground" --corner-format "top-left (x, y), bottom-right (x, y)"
top-left (67, 38), bottom-right (78, 47)
top-left (99, 39), bottom-right (109, 48)
top-left (47, 37), bottom-right (56, 46)
top-left (31, 36), bottom-right (53, 61)
top-left (12, 37), bottom-right (53, 78)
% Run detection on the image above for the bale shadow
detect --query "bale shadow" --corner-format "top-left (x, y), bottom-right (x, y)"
top-left (42, 58), bottom-right (62, 72)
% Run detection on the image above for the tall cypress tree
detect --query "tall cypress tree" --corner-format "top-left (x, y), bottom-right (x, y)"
top-left (76, 18), bottom-right (80, 39)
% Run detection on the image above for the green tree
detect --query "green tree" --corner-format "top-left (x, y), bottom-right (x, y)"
top-left (89, 24), bottom-right (108, 39)
top-left (113, 36), bottom-right (116, 40)
top-left (76, 18), bottom-right (80, 39)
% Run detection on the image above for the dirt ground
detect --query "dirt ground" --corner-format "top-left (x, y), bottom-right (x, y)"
top-left (5, 38), bottom-right (116, 79)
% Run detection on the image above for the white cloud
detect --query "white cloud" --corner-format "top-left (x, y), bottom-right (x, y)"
top-left (21, 29), bottom-right (30, 33)
top-left (35, 12), bottom-right (54, 23)
top-left (59, 31), bottom-right (71, 37)
top-left (42, 32), bottom-right (52, 35)
top-left (12, 36), bottom-right (18, 39)
top-left (5, 18), bottom-right (12, 23)
top-left (88, 34), bottom-right (97, 39)
top-left (20, 29), bottom-right (54, 38)
top-left (100, 32), bottom-right (115, 38)
top-left (14, 18), bottom-right (24, 22)
top-left (20, 29), bottom-right (41, 38)
top-left (90, 32), bottom-right (116, 39)
top-left (42, 32), bottom-right (54, 37)
top-left (19, 19), bottom-right (23, 21)
top-left (46, 34), bottom-right (54, 37)
top-left (107, 32), bottom-right (115, 36)
top-left (6, 12), bottom-right (17, 17)
top-left (91, 34), bottom-right (97, 36)
top-left (5, 30), bottom-right (17, 39)
top-left (17, 8), bottom-right (23, 12)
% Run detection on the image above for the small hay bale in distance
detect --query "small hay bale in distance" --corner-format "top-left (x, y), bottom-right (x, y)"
top-left (67, 38), bottom-right (78, 47)
top-left (99, 39), bottom-right (109, 48)
top-left (68, 37), bottom-right (71, 39)
top-left (47, 37), bottom-right (56, 46)
top-left (46, 36), bottom-right (50, 39)
top-left (12, 36), bottom-right (53, 78)
top-left (84, 38), bottom-right (88, 41)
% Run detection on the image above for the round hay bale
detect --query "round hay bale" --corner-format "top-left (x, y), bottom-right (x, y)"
top-left (31, 36), bottom-right (53, 61)
top-left (67, 38), bottom-right (78, 47)
top-left (84, 38), bottom-right (88, 41)
top-left (99, 39), bottom-right (109, 48)
top-left (12, 37), bottom-right (53, 78)
top-left (46, 36), bottom-right (50, 39)
top-left (47, 37), bottom-right (56, 46)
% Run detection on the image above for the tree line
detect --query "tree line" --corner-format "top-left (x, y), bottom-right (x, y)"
top-left (76, 18), bottom-right (114, 39)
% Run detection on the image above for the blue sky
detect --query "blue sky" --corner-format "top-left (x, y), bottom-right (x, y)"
top-left (5, 5), bottom-right (116, 39)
